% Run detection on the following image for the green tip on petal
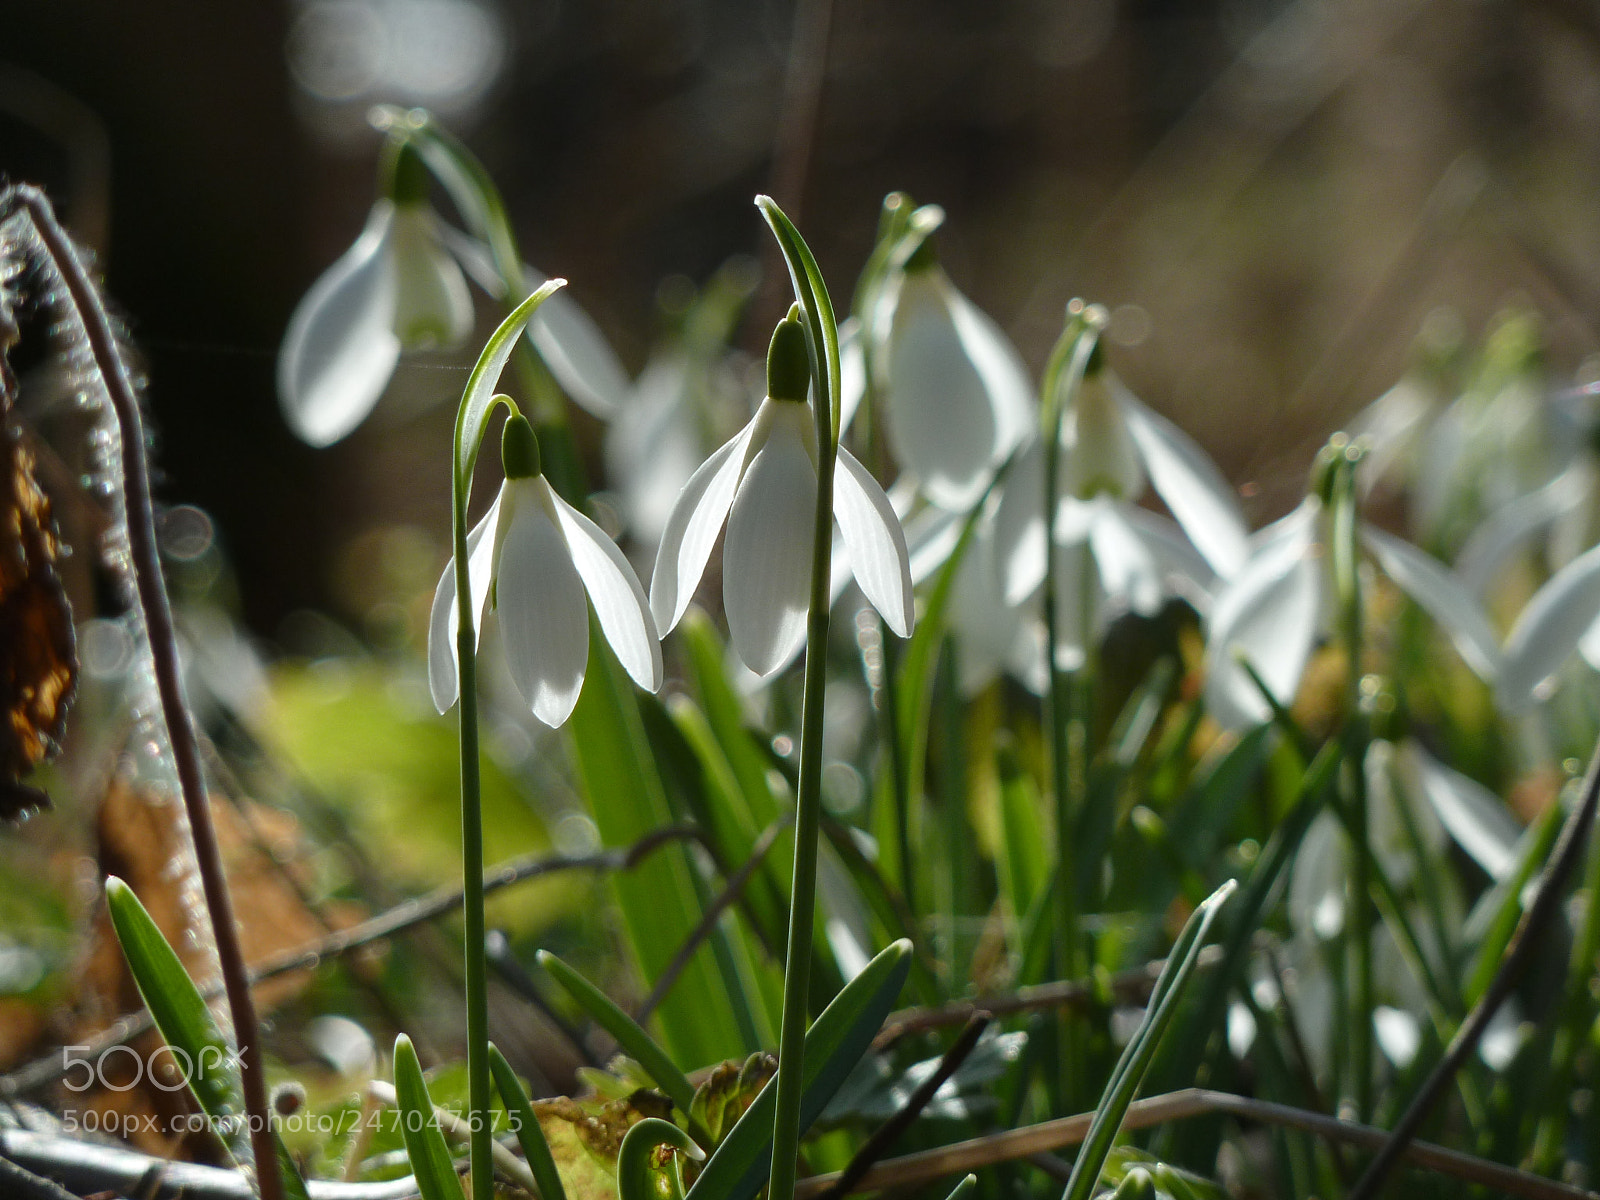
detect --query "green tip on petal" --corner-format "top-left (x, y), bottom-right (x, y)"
top-left (1310, 433), bottom-right (1348, 504)
top-left (502, 412), bottom-right (542, 479)
top-left (767, 314), bottom-right (811, 403)
top-left (384, 139), bottom-right (431, 207)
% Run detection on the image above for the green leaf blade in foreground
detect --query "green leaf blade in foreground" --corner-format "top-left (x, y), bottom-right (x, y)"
top-left (684, 939), bottom-right (912, 1200)
top-left (489, 1044), bottom-right (567, 1200)
top-left (104, 877), bottom-right (248, 1161)
top-left (536, 950), bottom-right (698, 1120)
top-left (618, 1117), bottom-right (706, 1200)
top-left (566, 626), bottom-right (745, 1068)
top-left (454, 279), bottom-right (566, 488)
top-left (394, 1035), bottom-right (466, 1200)
top-left (1061, 880), bottom-right (1237, 1200)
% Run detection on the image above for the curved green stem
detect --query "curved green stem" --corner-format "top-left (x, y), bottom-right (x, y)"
top-left (1038, 304), bottom-right (1103, 1110)
top-left (755, 197), bottom-right (842, 1200)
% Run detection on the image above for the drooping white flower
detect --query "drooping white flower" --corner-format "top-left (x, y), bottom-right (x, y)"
top-left (869, 246), bottom-right (1034, 511)
top-left (991, 352), bottom-right (1246, 669)
top-left (279, 196), bottom-right (474, 447)
top-left (651, 316), bottom-right (914, 677)
top-left (1204, 494), bottom-right (1501, 730)
top-left (429, 416), bottom-right (661, 727)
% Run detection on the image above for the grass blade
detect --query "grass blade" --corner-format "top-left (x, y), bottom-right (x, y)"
top-left (393, 1035), bottom-right (466, 1200)
top-left (488, 1044), bottom-right (567, 1200)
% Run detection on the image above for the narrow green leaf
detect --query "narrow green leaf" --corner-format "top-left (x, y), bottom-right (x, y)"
top-left (996, 742), bottom-right (1048, 939)
top-left (1061, 880), bottom-right (1237, 1200)
top-left (536, 950), bottom-right (699, 1122)
top-left (618, 1117), bottom-right (706, 1200)
top-left (488, 1044), bottom-right (566, 1200)
top-left (393, 1035), bottom-right (465, 1200)
top-left (567, 625), bottom-right (744, 1068)
top-left (1463, 798), bottom-right (1565, 1004)
top-left (684, 939), bottom-right (912, 1200)
top-left (104, 877), bottom-right (248, 1162)
top-left (454, 280), bottom-right (566, 488)
top-left (942, 1175), bottom-right (978, 1200)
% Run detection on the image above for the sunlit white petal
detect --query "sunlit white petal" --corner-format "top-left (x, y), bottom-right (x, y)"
top-left (833, 447), bottom-right (915, 637)
top-left (605, 352), bottom-right (705, 546)
top-left (884, 269), bottom-right (1010, 511)
top-left (1205, 502), bottom-right (1324, 729)
top-left (1499, 539), bottom-right (1600, 710)
top-left (1456, 466), bottom-right (1587, 595)
top-left (1063, 373), bottom-right (1144, 501)
top-left (946, 284), bottom-right (1034, 458)
top-left (1116, 504), bottom-right (1216, 614)
top-left (1087, 498), bottom-right (1162, 617)
top-left (992, 436), bottom-right (1048, 606)
top-left (1120, 387), bottom-right (1249, 577)
top-left (1360, 526), bottom-right (1500, 682)
top-left (838, 318), bottom-right (867, 434)
top-left (440, 229), bottom-right (631, 419)
top-left (547, 480), bottom-right (664, 693)
top-left (388, 205), bottom-right (474, 351)
top-left (723, 407), bottom-right (817, 676)
top-left (523, 265), bottom-right (631, 418)
top-left (278, 203), bottom-right (400, 447)
top-left (649, 421), bottom-right (756, 633)
top-left (1398, 739), bottom-right (1520, 881)
top-left (427, 495), bottom-right (504, 713)
top-left (494, 482), bottom-right (590, 726)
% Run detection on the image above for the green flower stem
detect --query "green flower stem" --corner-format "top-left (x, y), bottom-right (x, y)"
top-left (1039, 303), bottom-right (1103, 1110)
top-left (442, 286), bottom-right (564, 1200)
top-left (756, 198), bottom-right (842, 1200)
top-left (1328, 441), bottom-right (1372, 1121)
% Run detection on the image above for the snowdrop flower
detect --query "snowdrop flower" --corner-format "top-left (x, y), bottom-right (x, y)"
top-left (651, 314), bottom-right (914, 677)
top-left (870, 237), bottom-right (1033, 511)
top-left (1204, 449), bottom-right (1501, 730)
top-left (993, 349), bottom-right (1247, 668)
top-left (279, 145), bottom-right (473, 447)
top-left (429, 415), bottom-right (661, 727)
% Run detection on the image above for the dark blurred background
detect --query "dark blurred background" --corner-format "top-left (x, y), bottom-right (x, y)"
top-left (5, 0), bottom-right (1600, 641)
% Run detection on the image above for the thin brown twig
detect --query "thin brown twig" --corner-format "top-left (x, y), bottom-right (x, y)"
top-left (821, 1013), bottom-right (993, 1200)
top-left (793, 1087), bottom-right (1600, 1200)
top-left (0, 824), bottom-right (707, 1098)
top-left (1348, 742), bottom-right (1600, 1200)
top-left (636, 813), bottom-right (793, 1025)
top-left (872, 944), bottom-right (1224, 1049)
top-left (10, 185), bottom-right (282, 1200)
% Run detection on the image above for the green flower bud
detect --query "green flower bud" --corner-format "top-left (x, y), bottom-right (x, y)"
top-left (502, 413), bottom-right (542, 480)
top-left (767, 314), bottom-right (811, 403)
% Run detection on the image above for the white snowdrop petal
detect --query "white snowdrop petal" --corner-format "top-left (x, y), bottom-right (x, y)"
top-left (1049, 536), bottom-right (1101, 673)
top-left (1087, 498), bottom-right (1162, 617)
top-left (427, 558), bottom-right (461, 714)
top-left (992, 436), bottom-right (1049, 606)
top-left (548, 483), bottom-right (664, 694)
top-left (524, 266), bottom-right (631, 419)
top-left (1117, 504), bottom-right (1216, 613)
top-left (425, 497), bottom-right (502, 713)
top-left (495, 498), bottom-right (591, 726)
top-left (1400, 740), bottom-right (1521, 881)
top-left (834, 447), bottom-right (915, 637)
top-left (1204, 503), bottom-right (1324, 729)
top-left (649, 421), bottom-right (755, 633)
top-left (885, 272), bottom-right (1004, 511)
top-left (1121, 391), bottom-right (1250, 578)
top-left (1456, 467), bottom-right (1587, 596)
top-left (723, 419), bottom-right (817, 676)
top-left (1499, 539), bottom-right (1600, 710)
top-left (277, 203), bottom-right (401, 447)
top-left (945, 287), bottom-right (1035, 457)
top-left (837, 318), bottom-right (867, 435)
top-left (388, 205), bottom-right (475, 351)
top-left (1064, 373), bottom-right (1144, 501)
top-left (1360, 526), bottom-right (1501, 683)
top-left (901, 504), bottom-right (964, 588)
